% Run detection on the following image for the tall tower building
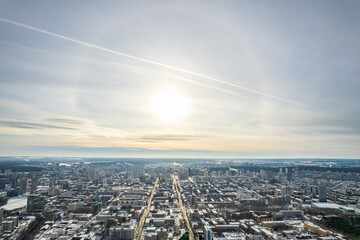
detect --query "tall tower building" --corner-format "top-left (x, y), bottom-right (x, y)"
top-left (0, 209), bottom-right (3, 223)
top-left (319, 185), bottom-right (327, 202)
top-left (30, 178), bottom-right (38, 194)
top-left (49, 177), bottom-right (57, 188)
top-left (12, 173), bottom-right (19, 188)
top-left (20, 178), bottom-right (27, 194)
top-left (103, 178), bottom-right (108, 187)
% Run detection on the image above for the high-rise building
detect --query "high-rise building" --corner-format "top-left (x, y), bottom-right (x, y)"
top-left (0, 209), bottom-right (3, 223)
top-left (103, 178), bottom-right (108, 187)
top-left (204, 226), bottom-right (212, 240)
top-left (30, 178), bottom-right (37, 194)
top-left (27, 195), bottom-right (45, 212)
top-left (236, 188), bottom-right (251, 199)
top-left (11, 173), bottom-right (18, 188)
top-left (188, 168), bottom-right (192, 177)
top-left (157, 228), bottom-right (168, 240)
top-left (109, 226), bottom-right (134, 240)
top-left (319, 185), bottom-right (327, 202)
top-left (6, 188), bottom-right (19, 197)
top-left (20, 178), bottom-right (27, 194)
top-left (49, 177), bottom-right (57, 187)
top-left (281, 186), bottom-right (294, 196)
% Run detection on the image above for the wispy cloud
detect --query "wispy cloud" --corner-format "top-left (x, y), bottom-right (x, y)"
top-left (130, 134), bottom-right (208, 142)
top-left (0, 120), bottom-right (75, 130)
top-left (46, 118), bottom-right (84, 125)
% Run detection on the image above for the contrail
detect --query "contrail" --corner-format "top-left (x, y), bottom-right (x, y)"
top-left (166, 73), bottom-right (250, 100)
top-left (0, 17), bottom-right (303, 106)
top-left (0, 39), bottom-right (251, 98)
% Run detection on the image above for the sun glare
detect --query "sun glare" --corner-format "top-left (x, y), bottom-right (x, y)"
top-left (151, 87), bottom-right (190, 123)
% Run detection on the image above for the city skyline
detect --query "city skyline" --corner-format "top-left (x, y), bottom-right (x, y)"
top-left (0, 1), bottom-right (360, 158)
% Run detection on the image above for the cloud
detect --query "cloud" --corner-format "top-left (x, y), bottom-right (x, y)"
top-left (46, 118), bottom-right (84, 125)
top-left (274, 115), bottom-right (360, 136)
top-left (130, 134), bottom-right (208, 142)
top-left (0, 120), bottom-right (75, 130)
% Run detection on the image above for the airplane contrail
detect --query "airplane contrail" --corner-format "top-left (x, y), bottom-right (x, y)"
top-left (0, 39), bottom-right (251, 99)
top-left (166, 73), bottom-right (250, 100)
top-left (0, 17), bottom-right (304, 106)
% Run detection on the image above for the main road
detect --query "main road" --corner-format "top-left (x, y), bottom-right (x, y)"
top-left (172, 175), bottom-right (194, 240)
top-left (134, 178), bottom-right (159, 240)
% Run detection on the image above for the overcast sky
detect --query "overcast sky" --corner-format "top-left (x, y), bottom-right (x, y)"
top-left (0, 0), bottom-right (359, 158)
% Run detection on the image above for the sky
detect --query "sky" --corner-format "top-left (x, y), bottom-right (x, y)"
top-left (0, 0), bottom-right (359, 158)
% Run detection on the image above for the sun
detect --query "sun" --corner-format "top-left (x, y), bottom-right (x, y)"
top-left (151, 87), bottom-right (190, 123)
